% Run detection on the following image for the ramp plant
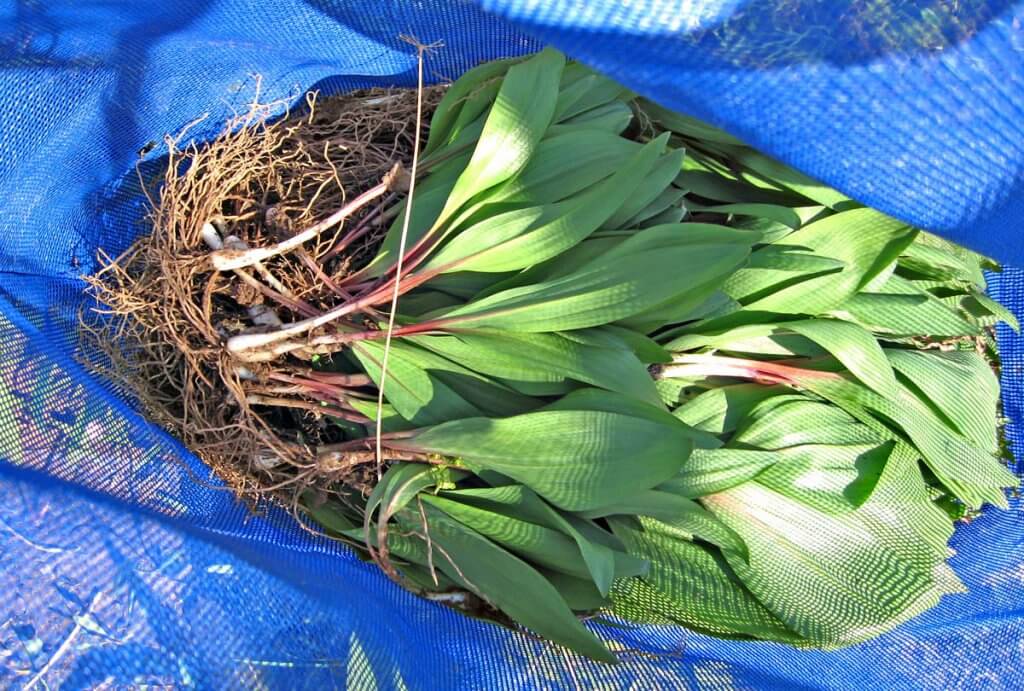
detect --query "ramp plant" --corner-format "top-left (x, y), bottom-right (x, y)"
top-left (87, 47), bottom-right (1018, 663)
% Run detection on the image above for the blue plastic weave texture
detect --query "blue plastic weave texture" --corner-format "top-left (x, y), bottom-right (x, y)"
top-left (0, 2), bottom-right (1022, 688)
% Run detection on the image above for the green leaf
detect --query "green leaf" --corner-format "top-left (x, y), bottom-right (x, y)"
top-left (784, 319), bottom-right (897, 399)
top-left (741, 209), bottom-right (917, 315)
top-left (704, 478), bottom-right (953, 646)
top-left (735, 395), bottom-right (885, 449)
top-left (609, 516), bottom-right (803, 642)
top-left (437, 48), bottom-right (565, 224)
top-left (730, 148), bottom-right (851, 209)
top-left (623, 186), bottom-right (686, 227)
top-left (351, 341), bottom-right (481, 426)
top-left (687, 203), bottom-right (803, 230)
top-left (435, 225), bottom-right (752, 332)
top-left (363, 464), bottom-right (438, 566)
top-left (542, 571), bottom-right (610, 611)
top-left (835, 291), bottom-right (980, 338)
top-left (886, 349), bottom-right (999, 453)
top-left (398, 408), bottom-right (693, 511)
top-left (676, 170), bottom-right (805, 206)
top-left (752, 442), bottom-right (892, 513)
top-left (541, 387), bottom-right (717, 447)
top-left (423, 56), bottom-right (522, 156)
top-left (495, 130), bottom-right (641, 206)
top-left (422, 493), bottom-right (602, 582)
top-left (668, 317), bottom-right (896, 399)
top-left (305, 498), bottom-right (360, 534)
top-left (363, 153), bottom-right (469, 277)
top-left (351, 340), bottom-right (537, 424)
top-left (602, 148), bottom-right (685, 229)
top-left (580, 490), bottom-right (748, 558)
top-left (423, 134), bottom-right (668, 273)
top-left (419, 505), bottom-right (617, 663)
top-left (792, 371), bottom-right (1015, 509)
top-left (555, 100), bottom-right (633, 134)
top-left (659, 448), bottom-right (780, 498)
top-left (639, 206), bottom-right (685, 227)
top-left (346, 399), bottom-right (416, 433)
top-left (554, 71), bottom-right (629, 121)
top-left (438, 484), bottom-right (649, 589)
top-left (672, 384), bottom-right (787, 435)
top-left (409, 329), bottom-right (661, 405)
top-left (969, 292), bottom-right (1019, 331)
top-left (722, 245), bottom-right (845, 304)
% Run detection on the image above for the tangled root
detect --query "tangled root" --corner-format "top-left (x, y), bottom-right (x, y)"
top-left (80, 84), bottom-right (444, 510)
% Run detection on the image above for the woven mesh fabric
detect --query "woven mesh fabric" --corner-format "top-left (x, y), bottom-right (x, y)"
top-left (0, 1), bottom-right (1022, 688)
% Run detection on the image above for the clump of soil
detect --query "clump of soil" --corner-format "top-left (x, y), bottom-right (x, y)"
top-left (80, 85), bottom-right (444, 509)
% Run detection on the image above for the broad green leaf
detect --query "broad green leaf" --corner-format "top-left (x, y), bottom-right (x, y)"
top-left (424, 271), bottom-right (508, 300)
top-left (432, 369), bottom-right (541, 418)
top-left (305, 499), bottom-right (360, 534)
top-left (422, 493), bottom-right (603, 582)
top-left (423, 134), bottom-right (668, 273)
top-left (541, 387), bottom-right (720, 451)
top-left (363, 464), bottom-right (437, 568)
top-left (792, 371), bottom-right (1015, 509)
top-left (437, 48), bottom-right (565, 224)
top-left (687, 203), bottom-right (803, 230)
top-left (420, 505), bottom-right (617, 663)
top-left (672, 383), bottom-right (787, 435)
top-left (623, 186), bottom-right (686, 226)
top-left (557, 100), bottom-right (633, 134)
top-left (438, 483), bottom-right (648, 589)
top-left (639, 206), bottom-right (685, 227)
top-left (668, 317), bottom-right (896, 399)
top-left (610, 516), bottom-right (803, 642)
top-left (704, 480), bottom-right (952, 646)
top-left (363, 154), bottom-right (468, 275)
top-left (676, 169), bottom-right (804, 205)
top-left (730, 148), bottom-right (850, 209)
top-left (580, 490), bottom-right (747, 557)
top-left (397, 289), bottom-right (465, 317)
top-left (785, 319), bottom-right (897, 399)
top-left (409, 329), bottom-right (661, 405)
top-left (735, 395), bottom-right (885, 449)
top-left (423, 56), bottom-right (521, 156)
top-left (542, 571), bottom-right (610, 611)
top-left (594, 325), bottom-right (673, 364)
top-left (722, 245), bottom-right (845, 304)
top-left (659, 448), bottom-right (780, 497)
top-left (886, 349), bottom-right (999, 453)
top-left (899, 239), bottom-right (984, 286)
top-left (352, 340), bottom-right (536, 424)
top-left (535, 388), bottom-right (722, 454)
top-left (495, 130), bottom-right (641, 206)
top-left (398, 409), bottom-right (693, 510)
top-left (435, 130), bottom-right (642, 245)
top-left (347, 399), bottom-right (416, 433)
top-left (351, 341), bottom-right (481, 426)
top-left (434, 226), bottom-right (752, 333)
top-left (469, 235), bottom-right (625, 300)
top-left (602, 149), bottom-right (685, 229)
top-left (742, 209), bottom-right (917, 315)
top-left (752, 442), bottom-right (891, 513)
top-left (969, 292), bottom-right (1019, 331)
top-left (554, 71), bottom-right (628, 121)
top-left (835, 291), bottom-right (980, 337)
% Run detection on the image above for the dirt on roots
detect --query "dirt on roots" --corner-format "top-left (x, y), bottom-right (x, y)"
top-left (80, 84), bottom-right (445, 516)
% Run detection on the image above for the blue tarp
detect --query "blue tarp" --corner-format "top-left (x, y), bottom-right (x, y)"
top-left (0, 2), bottom-right (1022, 688)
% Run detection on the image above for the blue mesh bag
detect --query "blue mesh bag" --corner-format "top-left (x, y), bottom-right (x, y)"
top-left (1, 1), bottom-right (1023, 688)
